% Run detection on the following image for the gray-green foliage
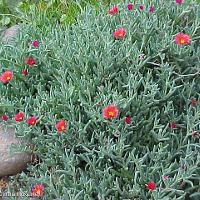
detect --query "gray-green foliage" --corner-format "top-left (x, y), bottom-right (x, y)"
top-left (0, 0), bottom-right (200, 199)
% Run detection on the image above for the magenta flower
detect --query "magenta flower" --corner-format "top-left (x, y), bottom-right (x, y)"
top-left (169, 122), bottom-right (177, 129)
top-left (125, 116), bottom-right (131, 124)
top-left (176, 0), bottom-right (183, 4)
top-left (1, 115), bottom-right (9, 121)
top-left (32, 40), bottom-right (39, 48)
top-left (22, 69), bottom-right (28, 76)
top-left (127, 3), bottom-right (133, 11)
top-left (108, 5), bottom-right (118, 15)
top-left (139, 4), bottom-right (144, 10)
top-left (149, 6), bottom-right (155, 13)
top-left (145, 181), bottom-right (156, 190)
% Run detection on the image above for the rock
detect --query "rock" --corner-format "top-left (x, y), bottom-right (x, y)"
top-left (0, 125), bottom-right (32, 177)
top-left (1, 25), bottom-right (20, 43)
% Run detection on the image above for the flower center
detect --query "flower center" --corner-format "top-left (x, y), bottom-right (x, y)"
top-left (180, 39), bottom-right (185, 44)
top-left (6, 76), bottom-right (11, 80)
top-left (108, 111), bottom-right (114, 117)
top-left (34, 189), bottom-right (43, 196)
top-left (61, 125), bottom-right (65, 130)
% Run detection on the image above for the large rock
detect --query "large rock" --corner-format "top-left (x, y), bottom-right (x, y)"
top-left (1, 25), bottom-right (20, 43)
top-left (0, 26), bottom-right (32, 177)
top-left (0, 125), bottom-right (32, 177)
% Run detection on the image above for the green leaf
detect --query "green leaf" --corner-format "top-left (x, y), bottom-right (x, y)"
top-left (0, 16), bottom-right (10, 26)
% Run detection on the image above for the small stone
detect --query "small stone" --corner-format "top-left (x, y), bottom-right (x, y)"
top-left (0, 125), bottom-right (32, 177)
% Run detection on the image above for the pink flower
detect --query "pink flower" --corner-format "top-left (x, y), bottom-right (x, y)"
top-left (169, 122), bottom-right (177, 129)
top-left (14, 112), bottom-right (25, 122)
top-left (22, 69), bottom-right (28, 76)
top-left (125, 116), bottom-right (131, 124)
top-left (102, 105), bottom-right (119, 119)
top-left (127, 3), bottom-right (133, 11)
top-left (175, 33), bottom-right (190, 45)
top-left (108, 5), bottom-right (118, 15)
top-left (139, 4), bottom-right (144, 10)
top-left (55, 119), bottom-right (68, 133)
top-left (32, 40), bottom-right (39, 48)
top-left (149, 6), bottom-right (155, 13)
top-left (113, 28), bottom-right (126, 39)
top-left (176, 0), bottom-right (183, 5)
top-left (26, 57), bottom-right (36, 66)
top-left (0, 71), bottom-right (13, 83)
top-left (1, 115), bottom-right (9, 121)
top-left (27, 116), bottom-right (37, 126)
top-left (31, 183), bottom-right (45, 197)
top-left (145, 181), bottom-right (156, 191)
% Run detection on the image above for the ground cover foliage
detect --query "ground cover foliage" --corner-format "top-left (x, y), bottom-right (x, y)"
top-left (0, 0), bottom-right (200, 199)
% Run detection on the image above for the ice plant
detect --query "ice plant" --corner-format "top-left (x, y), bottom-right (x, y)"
top-left (1, 115), bottom-right (9, 121)
top-left (125, 116), bottom-right (131, 124)
top-left (127, 3), bottom-right (133, 11)
top-left (32, 40), bottom-right (39, 48)
top-left (27, 116), bottom-right (37, 126)
top-left (102, 105), bottom-right (119, 119)
top-left (139, 4), bottom-right (144, 10)
top-left (31, 183), bottom-right (44, 197)
top-left (176, 0), bottom-right (183, 5)
top-left (175, 33), bottom-right (190, 45)
top-left (26, 57), bottom-right (36, 66)
top-left (113, 28), bottom-right (126, 39)
top-left (55, 119), bottom-right (67, 133)
top-left (22, 69), bottom-right (28, 76)
top-left (108, 5), bottom-right (118, 15)
top-left (145, 181), bottom-right (156, 191)
top-left (149, 6), bottom-right (155, 13)
top-left (181, 164), bottom-right (187, 171)
top-left (14, 112), bottom-right (24, 122)
top-left (0, 71), bottom-right (13, 83)
top-left (169, 122), bottom-right (177, 129)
